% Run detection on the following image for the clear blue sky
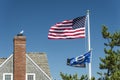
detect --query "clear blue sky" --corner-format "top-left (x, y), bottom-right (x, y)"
top-left (0, 0), bottom-right (120, 79)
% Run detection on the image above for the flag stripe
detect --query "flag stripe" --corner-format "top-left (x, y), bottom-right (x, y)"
top-left (48, 26), bottom-right (85, 39)
top-left (48, 16), bottom-right (86, 39)
top-left (48, 33), bottom-right (85, 37)
top-left (48, 31), bottom-right (85, 35)
top-left (48, 35), bottom-right (85, 39)
top-left (49, 27), bottom-right (85, 33)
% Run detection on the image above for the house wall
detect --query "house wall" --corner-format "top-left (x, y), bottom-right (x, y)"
top-left (0, 54), bottom-right (51, 80)
top-left (0, 55), bottom-right (13, 80)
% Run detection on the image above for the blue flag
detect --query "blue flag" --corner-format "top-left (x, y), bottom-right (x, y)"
top-left (67, 50), bottom-right (91, 66)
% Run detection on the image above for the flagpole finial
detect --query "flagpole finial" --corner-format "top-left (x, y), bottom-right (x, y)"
top-left (87, 10), bottom-right (90, 12)
top-left (87, 10), bottom-right (90, 15)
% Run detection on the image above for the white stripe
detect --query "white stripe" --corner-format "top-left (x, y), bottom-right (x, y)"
top-left (55, 23), bottom-right (73, 26)
top-left (48, 31), bottom-right (85, 35)
top-left (51, 26), bottom-right (85, 30)
top-left (61, 20), bottom-right (73, 23)
top-left (49, 28), bottom-right (85, 33)
top-left (50, 26), bottom-right (72, 29)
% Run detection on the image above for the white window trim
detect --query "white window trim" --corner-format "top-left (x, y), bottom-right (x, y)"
top-left (26, 73), bottom-right (35, 80)
top-left (3, 73), bottom-right (13, 80)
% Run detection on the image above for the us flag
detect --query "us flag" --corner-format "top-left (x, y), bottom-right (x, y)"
top-left (48, 16), bottom-right (86, 39)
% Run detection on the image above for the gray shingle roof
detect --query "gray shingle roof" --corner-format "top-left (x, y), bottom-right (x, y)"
top-left (27, 52), bottom-right (51, 77)
top-left (0, 58), bottom-right (7, 65)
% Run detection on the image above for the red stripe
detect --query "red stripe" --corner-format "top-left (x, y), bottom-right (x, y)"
top-left (50, 27), bottom-right (72, 30)
top-left (48, 36), bottom-right (85, 39)
top-left (48, 33), bottom-right (85, 37)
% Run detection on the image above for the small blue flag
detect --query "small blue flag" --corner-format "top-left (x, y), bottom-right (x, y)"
top-left (67, 50), bottom-right (91, 67)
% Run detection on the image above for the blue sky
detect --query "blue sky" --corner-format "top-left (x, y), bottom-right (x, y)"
top-left (0, 0), bottom-right (120, 79)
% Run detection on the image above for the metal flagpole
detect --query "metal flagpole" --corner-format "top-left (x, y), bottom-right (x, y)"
top-left (87, 10), bottom-right (92, 80)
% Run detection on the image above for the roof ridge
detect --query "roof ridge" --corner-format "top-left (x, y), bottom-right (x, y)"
top-left (27, 52), bottom-right (46, 54)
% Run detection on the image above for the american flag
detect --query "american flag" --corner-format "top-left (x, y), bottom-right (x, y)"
top-left (48, 16), bottom-right (86, 39)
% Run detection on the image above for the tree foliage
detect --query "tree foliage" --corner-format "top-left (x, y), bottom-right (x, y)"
top-left (60, 25), bottom-right (120, 80)
top-left (60, 72), bottom-right (95, 80)
top-left (98, 25), bottom-right (120, 79)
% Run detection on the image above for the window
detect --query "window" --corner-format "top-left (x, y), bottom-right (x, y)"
top-left (3, 73), bottom-right (13, 80)
top-left (26, 73), bottom-right (35, 80)
top-left (3, 73), bottom-right (35, 80)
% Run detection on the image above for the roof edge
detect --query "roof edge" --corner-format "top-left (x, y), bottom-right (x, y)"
top-left (26, 54), bottom-right (52, 80)
top-left (0, 54), bottom-right (13, 68)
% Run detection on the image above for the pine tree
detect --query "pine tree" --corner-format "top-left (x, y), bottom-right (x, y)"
top-left (60, 72), bottom-right (95, 80)
top-left (99, 25), bottom-right (120, 79)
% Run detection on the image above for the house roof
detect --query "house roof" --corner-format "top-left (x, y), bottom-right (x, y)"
top-left (27, 52), bottom-right (51, 78)
top-left (0, 58), bottom-right (7, 65)
top-left (0, 52), bottom-right (51, 79)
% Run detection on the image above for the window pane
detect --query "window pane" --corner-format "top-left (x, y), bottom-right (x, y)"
top-left (28, 75), bottom-right (33, 80)
top-left (5, 75), bottom-right (11, 80)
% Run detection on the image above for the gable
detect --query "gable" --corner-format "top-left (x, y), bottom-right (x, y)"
top-left (0, 54), bottom-right (13, 80)
top-left (27, 52), bottom-right (51, 78)
top-left (0, 54), bottom-right (13, 69)
top-left (0, 58), bottom-right (7, 65)
top-left (26, 54), bottom-right (51, 80)
top-left (0, 53), bottom-right (51, 80)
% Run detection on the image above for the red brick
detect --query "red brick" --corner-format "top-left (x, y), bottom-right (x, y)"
top-left (13, 35), bottom-right (26, 80)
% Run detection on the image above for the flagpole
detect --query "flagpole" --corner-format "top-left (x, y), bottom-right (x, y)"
top-left (87, 10), bottom-right (92, 80)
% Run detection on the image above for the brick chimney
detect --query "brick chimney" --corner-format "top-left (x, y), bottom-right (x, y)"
top-left (13, 33), bottom-right (26, 80)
